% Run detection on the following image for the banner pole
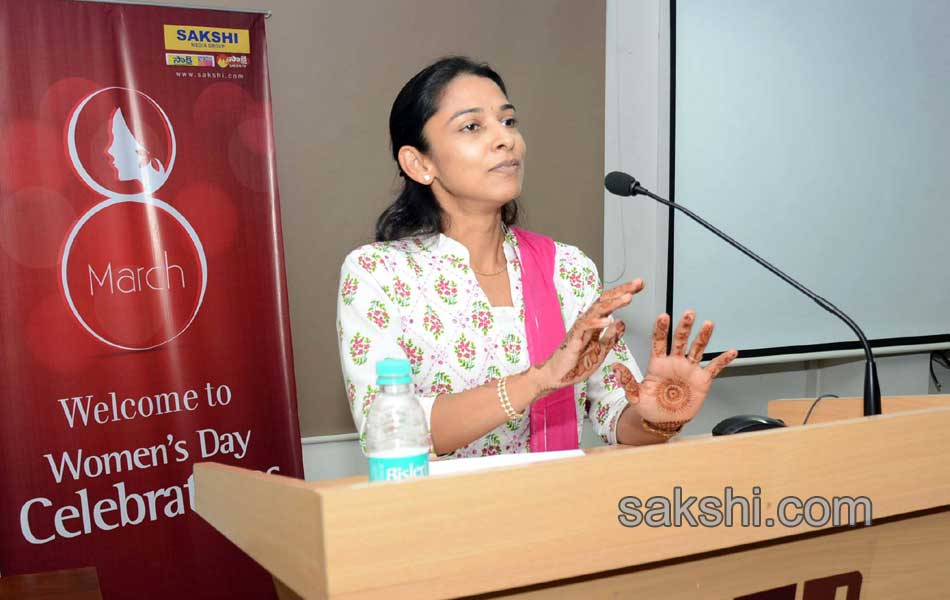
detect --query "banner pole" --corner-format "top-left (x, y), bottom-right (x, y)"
top-left (74, 0), bottom-right (272, 18)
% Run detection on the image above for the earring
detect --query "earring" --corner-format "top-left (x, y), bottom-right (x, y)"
top-left (424, 175), bottom-right (431, 182)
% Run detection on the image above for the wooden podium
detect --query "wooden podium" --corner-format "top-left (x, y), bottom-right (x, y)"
top-left (194, 399), bottom-right (950, 599)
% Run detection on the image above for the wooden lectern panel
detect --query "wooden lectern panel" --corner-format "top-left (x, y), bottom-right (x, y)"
top-left (195, 405), bottom-right (950, 599)
top-left (194, 460), bottom-right (328, 596)
top-left (768, 394), bottom-right (950, 425)
top-left (272, 509), bottom-right (950, 600)
top-left (495, 509), bottom-right (950, 599)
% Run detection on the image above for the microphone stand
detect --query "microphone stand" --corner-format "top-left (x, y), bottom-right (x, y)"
top-left (619, 176), bottom-right (881, 417)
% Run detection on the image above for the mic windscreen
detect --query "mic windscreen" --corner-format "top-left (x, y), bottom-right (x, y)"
top-left (604, 171), bottom-right (636, 196)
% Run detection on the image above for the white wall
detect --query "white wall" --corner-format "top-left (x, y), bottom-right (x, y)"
top-left (604, 0), bottom-right (941, 437)
top-left (301, 434), bottom-right (365, 481)
top-left (603, 0), bottom-right (670, 371)
top-left (672, 0), bottom-right (950, 353)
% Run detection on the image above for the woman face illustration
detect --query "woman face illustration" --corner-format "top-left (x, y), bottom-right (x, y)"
top-left (69, 87), bottom-right (174, 198)
top-left (106, 108), bottom-right (151, 182)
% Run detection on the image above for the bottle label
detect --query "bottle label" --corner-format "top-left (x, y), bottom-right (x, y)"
top-left (368, 452), bottom-right (429, 482)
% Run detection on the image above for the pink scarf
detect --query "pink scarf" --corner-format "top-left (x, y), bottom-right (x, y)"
top-left (511, 227), bottom-right (578, 452)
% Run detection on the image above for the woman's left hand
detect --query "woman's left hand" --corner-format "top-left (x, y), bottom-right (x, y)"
top-left (610, 310), bottom-right (737, 429)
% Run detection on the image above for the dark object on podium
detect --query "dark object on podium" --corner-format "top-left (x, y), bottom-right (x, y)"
top-left (712, 414), bottom-right (787, 436)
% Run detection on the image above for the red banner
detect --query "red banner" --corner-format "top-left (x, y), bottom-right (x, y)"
top-left (0, 1), bottom-right (302, 597)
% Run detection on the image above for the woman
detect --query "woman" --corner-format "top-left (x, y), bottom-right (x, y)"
top-left (337, 56), bottom-right (737, 458)
top-left (107, 107), bottom-right (167, 188)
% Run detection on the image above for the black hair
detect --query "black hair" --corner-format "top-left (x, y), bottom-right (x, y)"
top-left (375, 56), bottom-right (520, 242)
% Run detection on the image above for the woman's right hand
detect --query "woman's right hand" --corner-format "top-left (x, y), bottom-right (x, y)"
top-left (528, 279), bottom-right (644, 398)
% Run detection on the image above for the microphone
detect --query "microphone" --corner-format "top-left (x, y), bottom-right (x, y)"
top-left (605, 171), bottom-right (882, 418)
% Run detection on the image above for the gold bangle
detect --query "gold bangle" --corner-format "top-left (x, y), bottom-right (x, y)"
top-left (496, 376), bottom-right (523, 420)
top-left (641, 418), bottom-right (683, 440)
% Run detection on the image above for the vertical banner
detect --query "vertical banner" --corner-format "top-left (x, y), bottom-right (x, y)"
top-left (0, 1), bottom-right (303, 598)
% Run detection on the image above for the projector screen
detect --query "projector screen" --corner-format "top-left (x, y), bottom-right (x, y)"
top-left (672, 0), bottom-right (950, 358)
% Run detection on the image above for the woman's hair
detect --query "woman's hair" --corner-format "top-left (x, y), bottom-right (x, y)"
top-left (375, 56), bottom-right (520, 242)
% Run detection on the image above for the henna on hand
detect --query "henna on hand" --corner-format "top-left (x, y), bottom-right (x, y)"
top-left (670, 310), bottom-right (695, 355)
top-left (687, 321), bottom-right (714, 363)
top-left (561, 320), bottom-right (626, 383)
top-left (531, 280), bottom-right (643, 397)
top-left (612, 362), bottom-right (640, 404)
top-left (623, 311), bottom-right (738, 432)
top-left (561, 338), bottom-right (604, 382)
top-left (654, 378), bottom-right (693, 414)
top-left (527, 363), bottom-right (557, 398)
top-left (704, 348), bottom-right (738, 378)
top-left (651, 313), bottom-right (671, 357)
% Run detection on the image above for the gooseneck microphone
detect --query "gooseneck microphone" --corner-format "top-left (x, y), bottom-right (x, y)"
top-left (605, 171), bottom-right (882, 417)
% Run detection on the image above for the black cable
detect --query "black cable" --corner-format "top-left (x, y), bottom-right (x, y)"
top-left (931, 355), bottom-right (942, 392)
top-left (932, 350), bottom-right (950, 369)
top-left (802, 394), bottom-right (840, 425)
top-left (930, 351), bottom-right (948, 392)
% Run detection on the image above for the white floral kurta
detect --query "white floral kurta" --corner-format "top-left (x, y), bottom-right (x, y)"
top-left (336, 228), bottom-right (643, 458)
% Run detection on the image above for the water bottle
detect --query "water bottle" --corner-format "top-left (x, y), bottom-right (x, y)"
top-left (365, 358), bottom-right (430, 482)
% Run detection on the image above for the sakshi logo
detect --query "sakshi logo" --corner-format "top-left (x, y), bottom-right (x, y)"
top-left (164, 24), bottom-right (250, 54)
top-left (215, 54), bottom-right (249, 69)
top-left (165, 53), bottom-right (214, 67)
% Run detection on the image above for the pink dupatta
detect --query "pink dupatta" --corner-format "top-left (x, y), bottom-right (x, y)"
top-left (511, 227), bottom-right (578, 452)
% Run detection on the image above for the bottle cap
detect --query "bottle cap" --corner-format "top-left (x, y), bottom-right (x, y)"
top-left (376, 357), bottom-right (412, 385)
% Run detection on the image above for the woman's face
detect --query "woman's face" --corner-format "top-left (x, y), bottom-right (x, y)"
top-left (421, 74), bottom-right (526, 209)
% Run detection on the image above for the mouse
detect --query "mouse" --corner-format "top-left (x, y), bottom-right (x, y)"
top-left (712, 414), bottom-right (787, 436)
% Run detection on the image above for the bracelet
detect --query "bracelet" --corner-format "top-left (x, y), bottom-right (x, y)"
top-left (641, 418), bottom-right (684, 440)
top-left (496, 376), bottom-right (523, 421)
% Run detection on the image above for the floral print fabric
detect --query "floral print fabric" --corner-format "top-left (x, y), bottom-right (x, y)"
top-left (336, 229), bottom-right (642, 458)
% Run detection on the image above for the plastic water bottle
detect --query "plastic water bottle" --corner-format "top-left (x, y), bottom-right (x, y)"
top-left (365, 358), bottom-right (430, 482)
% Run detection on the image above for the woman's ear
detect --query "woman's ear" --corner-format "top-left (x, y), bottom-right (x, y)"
top-left (397, 146), bottom-right (434, 186)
